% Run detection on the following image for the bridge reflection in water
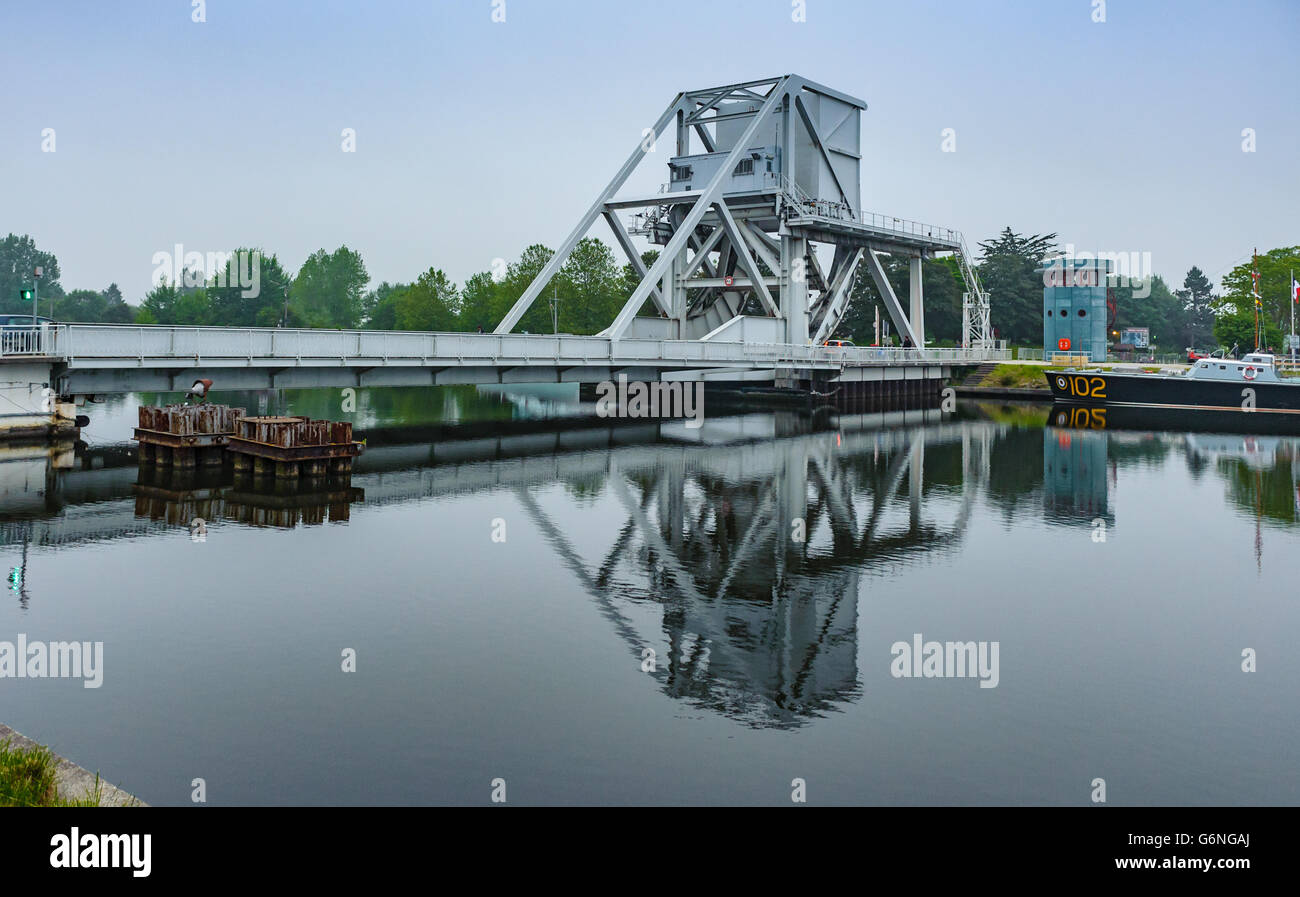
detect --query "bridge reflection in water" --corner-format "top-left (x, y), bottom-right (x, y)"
top-left (2, 402), bottom-right (1298, 730)
top-left (516, 411), bottom-right (992, 728)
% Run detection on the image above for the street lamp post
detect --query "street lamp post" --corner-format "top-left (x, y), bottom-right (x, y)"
top-left (32, 266), bottom-right (42, 324)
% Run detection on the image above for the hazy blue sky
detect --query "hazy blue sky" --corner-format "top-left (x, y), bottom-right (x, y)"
top-left (2, 0), bottom-right (1296, 303)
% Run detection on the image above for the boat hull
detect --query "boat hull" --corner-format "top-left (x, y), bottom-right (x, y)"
top-left (1044, 370), bottom-right (1300, 413)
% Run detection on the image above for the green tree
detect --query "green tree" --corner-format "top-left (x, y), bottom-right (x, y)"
top-left (290, 246), bottom-right (370, 329)
top-left (619, 249), bottom-right (661, 321)
top-left (141, 281), bottom-right (180, 324)
top-left (1220, 247), bottom-right (1300, 341)
top-left (0, 234), bottom-right (63, 315)
top-left (174, 288), bottom-right (213, 326)
top-left (918, 256), bottom-right (963, 343)
top-left (839, 253), bottom-right (907, 344)
top-left (977, 227), bottom-right (1058, 344)
top-left (362, 281), bottom-right (408, 329)
top-left (53, 289), bottom-right (106, 322)
top-left (394, 269), bottom-right (459, 331)
top-left (558, 237), bottom-right (621, 334)
top-left (1113, 275), bottom-right (1182, 350)
top-left (48, 283), bottom-right (134, 323)
top-left (455, 272), bottom-right (502, 332)
top-left (834, 252), bottom-right (961, 345)
top-left (207, 249), bottom-right (292, 327)
top-left (1175, 266), bottom-right (1218, 350)
top-left (497, 244), bottom-right (558, 334)
top-left (100, 283), bottom-right (134, 323)
top-left (1213, 306), bottom-right (1283, 353)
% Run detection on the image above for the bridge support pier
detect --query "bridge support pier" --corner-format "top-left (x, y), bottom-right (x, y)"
top-left (783, 235), bottom-right (809, 346)
top-left (0, 361), bottom-right (79, 441)
top-left (909, 256), bottom-right (925, 349)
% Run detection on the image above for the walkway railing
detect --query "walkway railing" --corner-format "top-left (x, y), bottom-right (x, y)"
top-left (0, 325), bottom-right (58, 357)
top-left (778, 176), bottom-right (962, 245)
top-left (2, 323), bottom-right (1009, 368)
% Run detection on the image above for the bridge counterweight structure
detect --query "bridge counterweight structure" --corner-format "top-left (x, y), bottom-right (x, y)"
top-left (494, 74), bottom-right (995, 353)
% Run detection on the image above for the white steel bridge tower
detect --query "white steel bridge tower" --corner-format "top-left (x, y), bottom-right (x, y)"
top-left (495, 75), bottom-right (992, 353)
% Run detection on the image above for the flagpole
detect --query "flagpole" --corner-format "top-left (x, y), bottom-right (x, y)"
top-left (1252, 249), bottom-right (1260, 351)
top-left (1292, 267), bottom-right (1296, 366)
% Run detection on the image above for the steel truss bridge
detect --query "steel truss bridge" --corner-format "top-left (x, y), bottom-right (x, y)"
top-left (1, 324), bottom-right (1003, 396)
top-left (496, 74), bottom-right (995, 352)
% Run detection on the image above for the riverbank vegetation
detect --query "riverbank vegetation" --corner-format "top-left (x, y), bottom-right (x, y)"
top-left (2, 230), bottom-right (1295, 356)
top-left (0, 737), bottom-right (106, 807)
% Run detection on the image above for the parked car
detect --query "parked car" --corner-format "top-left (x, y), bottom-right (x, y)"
top-left (0, 314), bottom-right (54, 328)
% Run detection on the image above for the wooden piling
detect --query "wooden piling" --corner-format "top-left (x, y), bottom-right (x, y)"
top-left (133, 403), bottom-right (245, 466)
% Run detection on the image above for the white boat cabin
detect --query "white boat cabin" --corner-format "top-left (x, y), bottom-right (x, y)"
top-left (1186, 353), bottom-right (1285, 384)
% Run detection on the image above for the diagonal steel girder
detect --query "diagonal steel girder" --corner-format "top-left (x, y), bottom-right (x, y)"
top-left (811, 248), bottom-right (864, 344)
top-left (681, 226), bottom-right (724, 279)
top-left (604, 77), bottom-right (792, 339)
top-left (809, 246), bottom-right (849, 316)
top-left (734, 219), bottom-right (780, 275)
top-left (602, 209), bottom-right (669, 316)
top-left (494, 93), bottom-right (689, 334)
top-left (802, 239), bottom-right (830, 293)
top-left (863, 246), bottom-right (922, 351)
top-left (714, 202), bottom-right (780, 317)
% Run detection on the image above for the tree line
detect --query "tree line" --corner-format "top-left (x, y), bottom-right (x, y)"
top-left (3, 230), bottom-right (1295, 352)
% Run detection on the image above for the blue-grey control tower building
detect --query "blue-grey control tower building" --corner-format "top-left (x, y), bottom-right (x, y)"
top-left (1042, 256), bottom-right (1110, 362)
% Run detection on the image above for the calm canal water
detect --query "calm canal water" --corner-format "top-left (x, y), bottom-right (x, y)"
top-left (1, 387), bottom-right (1297, 805)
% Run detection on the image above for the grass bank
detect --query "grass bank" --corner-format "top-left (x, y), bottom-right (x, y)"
top-left (977, 364), bottom-right (1054, 390)
top-left (0, 737), bottom-right (109, 806)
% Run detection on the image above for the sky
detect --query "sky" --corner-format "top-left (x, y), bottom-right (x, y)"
top-left (1, 0), bottom-right (1296, 303)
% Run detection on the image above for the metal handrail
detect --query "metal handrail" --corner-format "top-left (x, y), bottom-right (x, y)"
top-left (777, 176), bottom-right (962, 244)
top-left (3, 324), bottom-right (1011, 367)
top-left (0, 325), bottom-right (58, 357)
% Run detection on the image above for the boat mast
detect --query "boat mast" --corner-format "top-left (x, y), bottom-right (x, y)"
top-left (1251, 249), bottom-right (1261, 351)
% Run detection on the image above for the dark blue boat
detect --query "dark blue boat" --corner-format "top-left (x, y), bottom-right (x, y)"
top-left (1045, 353), bottom-right (1300, 414)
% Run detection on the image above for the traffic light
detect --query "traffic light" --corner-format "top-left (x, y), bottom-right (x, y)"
top-left (19, 289), bottom-right (33, 301)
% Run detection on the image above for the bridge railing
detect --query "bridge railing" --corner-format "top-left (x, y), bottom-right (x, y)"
top-left (0, 325), bottom-right (58, 357)
top-left (777, 176), bottom-right (962, 245)
top-left (29, 323), bottom-right (1010, 367)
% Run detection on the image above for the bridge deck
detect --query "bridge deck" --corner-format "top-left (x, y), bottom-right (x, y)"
top-left (0, 324), bottom-right (1006, 394)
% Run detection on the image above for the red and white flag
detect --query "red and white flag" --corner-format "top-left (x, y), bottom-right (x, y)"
top-left (1292, 277), bottom-right (1299, 303)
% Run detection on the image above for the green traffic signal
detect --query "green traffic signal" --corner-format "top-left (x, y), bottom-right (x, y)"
top-left (20, 289), bottom-right (33, 301)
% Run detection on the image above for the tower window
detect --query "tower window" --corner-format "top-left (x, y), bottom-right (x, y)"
top-left (733, 158), bottom-right (754, 176)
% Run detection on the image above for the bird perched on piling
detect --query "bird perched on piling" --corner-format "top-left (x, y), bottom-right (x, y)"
top-left (184, 379), bottom-right (214, 404)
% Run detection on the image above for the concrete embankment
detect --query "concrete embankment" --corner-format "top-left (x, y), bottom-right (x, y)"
top-left (0, 723), bottom-right (145, 806)
top-left (955, 386), bottom-right (1052, 400)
